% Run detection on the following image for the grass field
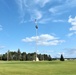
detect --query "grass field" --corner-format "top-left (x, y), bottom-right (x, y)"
top-left (0, 60), bottom-right (76, 75)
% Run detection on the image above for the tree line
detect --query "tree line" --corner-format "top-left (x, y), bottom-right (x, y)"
top-left (0, 49), bottom-right (52, 61)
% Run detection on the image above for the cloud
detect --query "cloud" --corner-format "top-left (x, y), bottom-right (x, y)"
top-left (49, 8), bottom-right (58, 14)
top-left (57, 52), bottom-right (65, 55)
top-left (16, 0), bottom-right (44, 22)
top-left (16, 0), bottom-right (26, 18)
top-left (0, 46), bottom-right (5, 49)
top-left (38, 18), bottom-right (51, 24)
top-left (67, 32), bottom-right (76, 37)
top-left (70, 26), bottom-right (76, 31)
top-left (16, 0), bottom-right (76, 24)
top-left (34, 0), bottom-right (50, 7)
top-left (53, 19), bottom-right (65, 22)
top-left (40, 49), bottom-right (54, 53)
top-left (68, 16), bottom-right (76, 31)
top-left (0, 25), bottom-right (3, 31)
top-left (68, 16), bottom-right (76, 36)
top-left (16, 0), bottom-right (67, 24)
top-left (49, 4), bottom-right (65, 15)
top-left (57, 47), bottom-right (76, 58)
top-left (57, 52), bottom-right (65, 57)
top-left (64, 48), bottom-right (76, 55)
top-left (30, 9), bottom-right (42, 21)
top-left (66, 0), bottom-right (76, 7)
top-left (22, 34), bottom-right (65, 46)
top-left (49, 0), bottom-right (76, 15)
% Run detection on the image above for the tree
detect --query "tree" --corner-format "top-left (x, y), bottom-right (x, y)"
top-left (12, 51), bottom-right (17, 60)
top-left (26, 53), bottom-right (31, 61)
top-left (0, 54), bottom-right (2, 60)
top-left (21, 52), bottom-right (26, 61)
top-left (38, 54), bottom-right (43, 61)
top-left (7, 50), bottom-right (13, 60)
top-left (17, 49), bottom-right (21, 60)
top-left (0, 49), bottom-right (53, 61)
top-left (2, 53), bottom-right (7, 60)
top-left (48, 55), bottom-right (52, 61)
top-left (60, 54), bottom-right (64, 61)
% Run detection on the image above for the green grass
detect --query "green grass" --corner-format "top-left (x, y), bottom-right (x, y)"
top-left (0, 60), bottom-right (76, 75)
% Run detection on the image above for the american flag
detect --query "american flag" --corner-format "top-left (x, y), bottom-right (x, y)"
top-left (35, 19), bottom-right (38, 29)
top-left (35, 25), bottom-right (38, 29)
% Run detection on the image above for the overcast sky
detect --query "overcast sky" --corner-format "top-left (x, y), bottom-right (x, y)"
top-left (0, 0), bottom-right (76, 58)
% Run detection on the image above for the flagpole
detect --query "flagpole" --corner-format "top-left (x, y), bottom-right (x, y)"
top-left (35, 19), bottom-right (39, 61)
top-left (36, 26), bottom-right (37, 61)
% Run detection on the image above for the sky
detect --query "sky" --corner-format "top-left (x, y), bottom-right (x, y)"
top-left (0, 0), bottom-right (76, 58)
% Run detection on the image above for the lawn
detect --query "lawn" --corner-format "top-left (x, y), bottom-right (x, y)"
top-left (0, 60), bottom-right (76, 75)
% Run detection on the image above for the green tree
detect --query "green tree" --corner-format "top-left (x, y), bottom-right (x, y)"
top-left (60, 54), bottom-right (64, 61)
top-left (17, 49), bottom-right (21, 60)
top-left (0, 54), bottom-right (2, 60)
top-left (26, 53), bottom-right (31, 61)
top-left (2, 53), bottom-right (7, 60)
top-left (21, 52), bottom-right (26, 61)
top-left (7, 50), bottom-right (13, 60)
top-left (13, 51), bottom-right (17, 60)
top-left (48, 55), bottom-right (52, 61)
